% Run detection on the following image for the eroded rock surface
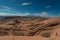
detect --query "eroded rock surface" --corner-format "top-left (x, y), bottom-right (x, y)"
top-left (0, 17), bottom-right (60, 38)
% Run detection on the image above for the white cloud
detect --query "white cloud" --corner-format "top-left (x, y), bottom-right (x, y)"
top-left (0, 6), bottom-right (11, 9)
top-left (21, 3), bottom-right (32, 6)
top-left (40, 12), bottom-right (49, 17)
top-left (0, 12), bottom-right (30, 16)
top-left (0, 6), bottom-right (31, 16)
top-left (23, 12), bottom-right (30, 16)
top-left (0, 12), bottom-right (18, 16)
top-left (34, 13), bottom-right (40, 16)
top-left (34, 12), bottom-right (50, 17)
top-left (45, 6), bottom-right (52, 8)
top-left (18, 12), bottom-right (30, 16)
top-left (0, 12), bottom-right (53, 17)
top-left (0, 6), bottom-right (17, 12)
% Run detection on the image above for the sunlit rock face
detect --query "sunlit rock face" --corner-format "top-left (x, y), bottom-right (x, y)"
top-left (32, 17), bottom-right (60, 39)
top-left (0, 16), bottom-right (60, 38)
top-left (0, 16), bottom-right (47, 36)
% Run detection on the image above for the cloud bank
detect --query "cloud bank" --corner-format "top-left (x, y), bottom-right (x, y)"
top-left (0, 6), bottom-right (52, 17)
top-left (34, 12), bottom-right (51, 17)
top-left (0, 12), bottom-right (30, 16)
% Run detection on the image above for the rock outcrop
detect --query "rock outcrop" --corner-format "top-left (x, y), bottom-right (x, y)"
top-left (0, 17), bottom-right (60, 37)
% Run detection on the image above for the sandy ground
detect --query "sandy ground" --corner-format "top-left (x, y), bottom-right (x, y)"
top-left (0, 27), bottom-right (60, 40)
top-left (0, 36), bottom-right (60, 40)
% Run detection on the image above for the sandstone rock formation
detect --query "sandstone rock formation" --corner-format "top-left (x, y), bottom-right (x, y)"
top-left (0, 17), bottom-right (60, 37)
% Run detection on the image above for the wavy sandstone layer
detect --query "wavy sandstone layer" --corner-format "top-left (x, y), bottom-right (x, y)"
top-left (0, 17), bottom-right (60, 38)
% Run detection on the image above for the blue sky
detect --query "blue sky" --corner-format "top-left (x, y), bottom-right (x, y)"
top-left (0, 0), bottom-right (60, 17)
